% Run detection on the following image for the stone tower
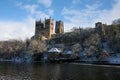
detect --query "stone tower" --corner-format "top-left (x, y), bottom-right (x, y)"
top-left (95, 22), bottom-right (103, 36)
top-left (95, 22), bottom-right (107, 40)
top-left (45, 18), bottom-right (54, 38)
top-left (35, 17), bottom-right (54, 39)
top-left (55, 20), bottom-right (64, 34)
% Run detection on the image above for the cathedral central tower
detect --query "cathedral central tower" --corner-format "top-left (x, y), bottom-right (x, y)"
top-left (35, 17), bottom-right (54, 39)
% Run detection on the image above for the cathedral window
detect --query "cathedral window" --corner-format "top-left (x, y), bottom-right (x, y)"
top-left (51, 23), bottom-right (53, 25)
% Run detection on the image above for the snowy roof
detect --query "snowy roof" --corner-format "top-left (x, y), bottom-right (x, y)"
top-left (48, 48), bottom-right (62, 53)
top-left (63, 50), bottom-right (73, 54)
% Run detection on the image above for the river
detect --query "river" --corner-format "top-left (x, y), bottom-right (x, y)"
top-left (0, 62), bottom-right (120, 80)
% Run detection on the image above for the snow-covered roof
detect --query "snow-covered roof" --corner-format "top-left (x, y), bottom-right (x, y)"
top-left (48, 48), bottom-right (62, 53)
top-left (63, 50), bottom-right (73, 54)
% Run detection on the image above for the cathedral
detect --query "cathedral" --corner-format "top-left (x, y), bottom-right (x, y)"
top-left (33, 17), bottom-right (64, 40)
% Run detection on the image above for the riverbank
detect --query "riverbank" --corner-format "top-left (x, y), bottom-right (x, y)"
top-left (0, 55), bottom-right (120, 66)
top-left (0, 60), bottom-right (120, 68)
top-left (73, 61), bottom-right (120, 66)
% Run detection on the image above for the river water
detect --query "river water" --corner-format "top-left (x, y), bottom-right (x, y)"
top-left (0, 62), bottom-right (120, 80)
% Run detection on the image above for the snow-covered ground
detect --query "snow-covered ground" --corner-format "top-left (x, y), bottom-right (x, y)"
top-left (105, 53), bottom-right (120, 64)
top-left (102, 42), bottom-right (112, 53)
top-left (102, 42), bottom-right (120, 64)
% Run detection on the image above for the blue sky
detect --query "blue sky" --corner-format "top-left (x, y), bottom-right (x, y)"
top-left (0, 0), bottom-right (120, 40)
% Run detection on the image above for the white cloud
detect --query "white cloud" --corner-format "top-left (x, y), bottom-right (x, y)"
top-left (62, 0), bottom-right (120, 31)
top-left (62, 3), bottom-right (101, 30)
top-left (16, 2), bottom-right (37, 15)
top-left (0, 1), bottom-right (55, 41)
top-left (108, 0), bottom-right (120, 20)
top-left (72, 0), bottom-right (81, 4)
top-left (16, 1), bottom-right (53, 20)
top-left (47, 9), bottom-right (54, 16)
top-left (64, 22), bottom-right (78, 32)
top-left (24, 4), bottom-right (38, 15)
top-left (94, 0), bottom-right (120, 24)
top-left (37, 0), bottom-right (52, 7)
top-left (0, 17), bottom-right (35, 41)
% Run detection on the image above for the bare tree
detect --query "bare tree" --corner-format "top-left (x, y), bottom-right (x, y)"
top-left (28, 39), bottom-right (48, 54)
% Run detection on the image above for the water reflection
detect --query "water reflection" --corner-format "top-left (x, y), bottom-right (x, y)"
top-left (0, 62), bottom-right (120, 80)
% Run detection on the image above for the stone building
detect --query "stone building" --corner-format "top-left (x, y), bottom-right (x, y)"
top-left (33, 17), bottom-right (64, 40)
top-left (95, 22), bottom-right (108, 40)
top-left (55, 20), bottom-right (64, 34)
top-left (35, 18), bottom-right (54, 39)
